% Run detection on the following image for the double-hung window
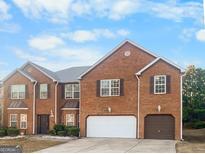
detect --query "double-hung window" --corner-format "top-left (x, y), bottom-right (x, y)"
top-left (11, 85), bottom-right (25, 99)
top-left (154, 75), bottom-right (166, 94)
top-left (100, 79), bottom-right (120, 96)
top-left (20, 114), bottom-right (27, 129)
top-left (10, 114), bottom-right (17, 128)
top-left (65, 84), bottom-right (79, 99)
top-left (65, 114), bottom-right (75, 126)
top-left (40, 84), bottom-right (48, 99)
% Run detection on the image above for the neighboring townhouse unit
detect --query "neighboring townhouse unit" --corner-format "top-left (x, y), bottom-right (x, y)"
top-left (2, 40), bottom-right (183, 140)
top-left (2, 62), bottom-right (89, 134)
top-left (79, 40), bottom-right (183, 140)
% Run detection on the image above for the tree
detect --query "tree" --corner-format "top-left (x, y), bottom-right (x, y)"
top-left (183, 65), bottom-right (205, 122)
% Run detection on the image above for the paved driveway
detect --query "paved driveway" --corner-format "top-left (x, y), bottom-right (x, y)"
top-left (37, 138), bottom-right (176, 153)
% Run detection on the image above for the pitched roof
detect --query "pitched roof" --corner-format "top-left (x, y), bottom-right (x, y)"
top-left (8, 101), bottom-right (28, 109)
top-left (62, 102), bottom-right (79, 108)
top-left (56, 66), bottom-right (91, 83)
top-left (78, 39), bottom-right (184, 79)
top-left (2, 69), bottom-right (36, 83)
top-left (20, 61), bottom-right (59, 82)
top-left (136, 57), bottom-right (184, 75)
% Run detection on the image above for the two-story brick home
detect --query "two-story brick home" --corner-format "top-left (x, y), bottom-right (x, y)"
top-left (2, 62), bottom-right (89, 134)
top-left (2, 40), bottom-right (183, 140)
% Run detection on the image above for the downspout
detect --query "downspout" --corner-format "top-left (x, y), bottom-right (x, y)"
top-left (180, 73), bottom-right (185, 140)
top-left (54, 81), bottom-right (59, 124)
top-left (33, 81), bottom-right (37, 134)
top-left (136, 75), bottom-right (140, 139)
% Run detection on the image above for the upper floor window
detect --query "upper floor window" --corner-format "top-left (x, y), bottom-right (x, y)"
top-left (10, 114), bottom-right (17, 128)
top-left (40, 84), bottom-right (48, 99)
top-left (65, 84), bottom-right (79, 99)
top-left (20, 114), bottom-right (27, 129)
top-left (11, 85), bottom-right (25, 99)
top-left (100, 79), bottom-right (120, 97)
top-left (154, 75), bottom-right (166, 94)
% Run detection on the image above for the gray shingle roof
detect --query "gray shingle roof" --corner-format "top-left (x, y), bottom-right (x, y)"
top-left (8, 101), bottom-right (28, 108)
top-left (62, 102), bottom-right (79, 108)
top-left (55, 66), bottom-right (91, 83)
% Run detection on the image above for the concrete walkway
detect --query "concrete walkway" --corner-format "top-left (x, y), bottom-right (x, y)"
top-left (36, 138), bottom-right (176, 153)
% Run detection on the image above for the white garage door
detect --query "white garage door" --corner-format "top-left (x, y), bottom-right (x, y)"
top-left (87, 116), bottom-right (137, 138)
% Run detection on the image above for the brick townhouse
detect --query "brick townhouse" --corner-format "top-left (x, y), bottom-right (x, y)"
top-left (1, 40), bottom-right (184, 140)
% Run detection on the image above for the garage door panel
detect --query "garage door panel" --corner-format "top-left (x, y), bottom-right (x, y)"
top-left (144, 115), bottom-right (175, 140)
top-left (87, 116), bottom-right (137, 138)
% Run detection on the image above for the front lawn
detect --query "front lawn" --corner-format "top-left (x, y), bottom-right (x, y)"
top-left (0, 137), bottom-right (66, 153)
top-left (176, 128), bottom-right (205, 153)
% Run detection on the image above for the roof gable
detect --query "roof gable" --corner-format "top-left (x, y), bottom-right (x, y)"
top-left (79, 39), bottom-right (183, 79)
top-left (20, 61), bottom-right (59, 82)
top-left (2, 69), bottom-right (36, 83)
top-left (136, 57), bottom-right (184, 75)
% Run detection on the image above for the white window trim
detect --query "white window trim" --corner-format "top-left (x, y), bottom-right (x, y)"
top-left (11, 84), bottom-right (26, 100)
top-left (65, 114), bottom-right (75, 126)
top-left (40, 84), bottom-right (48, 99)
top-left (64, 84), bottom-right (79, 99)
top-left (100, 79), bottom-right (120, 97)
top-left (9, 114), bottom-right (17, 127)
top-left (20, 114), bottom-right (27, 129)
top-left (154, 75), bottom-right (166, 94)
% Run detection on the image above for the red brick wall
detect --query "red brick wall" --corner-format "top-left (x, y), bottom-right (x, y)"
top-left (80, 42), bottom-right (181, 139)
top-left (80, 42), bottom-right (155, 137)
top-left (138, 60), bottom-right (181, 139)
top-left (3, 72), bottom-right (34, 134)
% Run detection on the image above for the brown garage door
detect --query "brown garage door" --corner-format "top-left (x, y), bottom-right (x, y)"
top-left (144, 115), bottom-right (175, 140)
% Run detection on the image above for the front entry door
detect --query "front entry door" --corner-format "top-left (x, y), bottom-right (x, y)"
top-left (37, 115), bottom-right (49, 134)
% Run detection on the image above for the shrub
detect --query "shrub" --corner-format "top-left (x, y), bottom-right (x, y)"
top-left (57, 131), bottom-right (66, 136)
top-left (7, 127), bottom-right (20, 136)
top-left (66, 126), bottom-right (80, 137)
top-left (0, 128), bottom-right (7, 137)
top-left (53, 124), bottom-right (65, 132)
top-left (49, 130), bottom-right (56, 136)
top-left (192, 121), bottom-right (205, 129)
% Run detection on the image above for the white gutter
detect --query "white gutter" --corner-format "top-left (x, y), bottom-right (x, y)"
top-left (180, 74), bottom-right (185, 140)
top-left (136, 75), bottom-right (140, 139)
top-left (33, 81), bottom-right (37, 134)
top-left (54, 82), bottom-right (59, 124)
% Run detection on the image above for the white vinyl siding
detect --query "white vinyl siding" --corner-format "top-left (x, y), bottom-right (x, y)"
top-left (10, 114), bottom-right (17, 128)
top-left (65, 114), bottom-right (75, 126)
top-left (65, 84), bottom-right (79, 99)
top-left (100, 79), bottom-right (120, 97)
top-left (40, 84), bottom-right (48, 99)
top-left (11, 85), bottom-right (25, 99)
top-left (20, 114), bottom-right (27, 129)
top-left (154, 75), bottom-right (166, 94)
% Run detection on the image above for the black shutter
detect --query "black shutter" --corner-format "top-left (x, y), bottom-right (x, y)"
top-left (120, 79), bottom-right (124, 96)
top-left (36, 83), bottom-right (39, 99)
top-left (150, 76), bottom-right (154, 94)
top-left (25, 85), bottom-right (29, 99)
top-left (96, 80), bottom-right (100, 97)
top-left (8, 85), bottom-right (11, 99)
top-left (166, 75), bottom-right (171, 94)
top-left (62, 84), bottom-right (65, 99)
top-left (47, 84), bottom-right (50, 99)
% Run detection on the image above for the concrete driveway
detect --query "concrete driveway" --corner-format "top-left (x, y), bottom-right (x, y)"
top-left (37, 138), bottom-right (176, 153)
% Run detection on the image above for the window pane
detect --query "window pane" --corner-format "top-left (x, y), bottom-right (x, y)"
top-left (65, 92), bottom-right (72, 98)
top-left (73, 84), bottom-right (79, 92)
top-left (101, 88), bottom-right (109, 96)
top-left (111, 87), bottom-right (120, 96)
top-left (66, 114), bottom-right (74, 126)
top-left (111, 80), bottom-right (120, 87)
top-left (65, 84), bottom-right (72, 91)
top-left (74, 92), bottom-right (79, 98)
top-left (101, 80), bottom-right (109, 88)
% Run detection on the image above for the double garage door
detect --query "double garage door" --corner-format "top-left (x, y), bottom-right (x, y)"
top-left (87, 116), bottom-right (137, 138)
top-left (86, 115), bottom-right (175, 139)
